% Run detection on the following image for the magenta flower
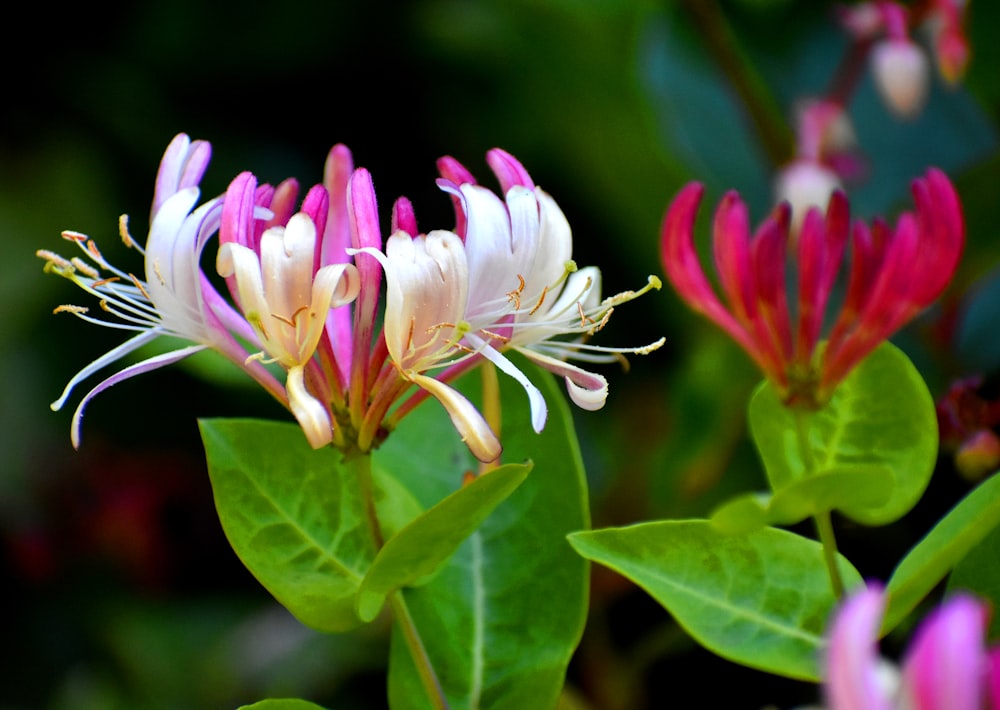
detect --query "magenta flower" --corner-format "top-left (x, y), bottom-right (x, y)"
top-left (660, 168), bottom-right (963, 408)
top-left (38, 134), bottom-right (289, 447)
top-left (823, 584), bottom-right (1000, 710)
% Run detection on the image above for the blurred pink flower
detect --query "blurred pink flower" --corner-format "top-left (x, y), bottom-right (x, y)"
top-left (823, 584), bottom-right (999, 710)
top-left (660, 168), bottom-right (963, 408)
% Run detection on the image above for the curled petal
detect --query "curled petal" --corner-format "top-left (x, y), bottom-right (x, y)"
top-left (69, 343), bottom-right (208, 449)
top-left (467, 336), bottom-right (548, 433)
top-left (517, 348), bottom-right (609, 412)
top-left (410, 373), bottom-right (501, 463)
top-left (51, 329), bottom-right (162, 412)
top-left (286, 365), bottom-right (333, 449)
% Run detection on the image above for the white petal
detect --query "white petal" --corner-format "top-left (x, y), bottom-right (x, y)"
top-left (466, 334), bottom-right (548, 433)
top-left (529, 188), bottom-right (573, 291)
top-left (410, 372), bottom-right (501, 462)
top-left (517, 347), bottom-right (609, 411)
top-left (69, 343), bottom-right (207, 449)
top-left (286, 365), bottom-right (333, 448)
top-left (51, 329), bottom-right (162, 411)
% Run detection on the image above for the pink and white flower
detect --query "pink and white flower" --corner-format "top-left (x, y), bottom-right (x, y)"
top-left (38, 134), bottom-right (287, 447)
top-left (823, 584), bottom-right (1000, 709)
top-left (356, 149), bottom-right (663, 460)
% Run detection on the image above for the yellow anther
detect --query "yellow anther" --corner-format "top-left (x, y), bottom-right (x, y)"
top-left (128, 273), bottom-right (151, 300)
top-left (71, 258), bottom-right (100, 279)
top-left (53, 304), bottom-right (88, 315)
top-left (119, 214), bottom-right (136, 249)
top-left (529, 286), bottom-right (549, 315)
top-left (36, 250), bottom-right (73, 271)
top-left (91, 276), bottom-right (121, 289)
top-left (478, 328), bottom-right (511, 344)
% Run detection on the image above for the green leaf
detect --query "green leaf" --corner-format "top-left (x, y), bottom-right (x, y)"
top-left (748, 341), bottom-right (937, 525)
top-left (238, 701), bottom-right (327, 710)
top-left (948, 522), bottom-right (1000, 639)
top-left (356, 461), bottom-right (532, 623)
top-left (882, 472), bottom-right (1000, 633)
top-left (569, 520), bottom-right (862, 681)
top-left (199, 419), bottom-right (375, 633)
top-left (377, 358), bottom-right (589, 709)
top-left (710, 468), bottom-right (894, 534)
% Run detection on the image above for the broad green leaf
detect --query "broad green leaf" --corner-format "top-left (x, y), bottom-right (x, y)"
top-left (749, 342), bottom-right (937, 525)
top-left (711, 468), bottom-right (894, 534)
top-left (356, 462), bottom-right (532, 623)
top-left (238, 701), bottom-right (327, 710)
top-left (377, 358), bottom-right (589, 709)
top-left (569, 520), bottom-right (862, 681)
top-left (948, 522), bottom-right (1000, 639)
top-left (200, 419), bottom-right (375, 633)
top-left (882, 472), bottom-right (1000, 633)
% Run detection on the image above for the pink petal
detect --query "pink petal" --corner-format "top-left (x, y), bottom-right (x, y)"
top-left (824, 584), bottom-right (894, 710)
top-left (901, 594), bottom-right (988, 710)
top-left (486, 148), bottom-right (535, 192)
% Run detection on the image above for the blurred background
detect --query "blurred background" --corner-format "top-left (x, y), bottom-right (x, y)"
top-left (4, 0), bottom-right (1000, 707)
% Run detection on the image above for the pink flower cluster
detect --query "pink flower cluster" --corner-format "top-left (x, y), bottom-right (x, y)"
top-left (40, 134), bottom-right (660, 460)
top-left (660, 168), bottom-right (963, 408)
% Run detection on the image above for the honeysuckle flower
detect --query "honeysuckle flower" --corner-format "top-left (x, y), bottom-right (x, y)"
top-left (217, 212), bottom-right (360, 448)
top-left (37, 134), bottom-right (286, 447)
top-left (660, 168), bottom-right (964, 408)
top-left (356, 149), bottom-right (663, 460)
top-left (365, 228), bottom-right (503, 462)
top-left (822, 583), bottom-right (999, 710)
top-left (214, 147), bottom-right (384, 453)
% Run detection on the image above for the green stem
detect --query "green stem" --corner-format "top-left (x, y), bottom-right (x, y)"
top-left (390, 592), bottom-right (451, 710)
top-left (814, 510), bottom-right (845, 599)
top-left (356, 452), bottom-right (384, 549)
top-left (354, 454), bottom-right (448, 708)
top-left (793, 411), bottom-right (845, 599)
top-left (680, 0), bottom-right (793, 167)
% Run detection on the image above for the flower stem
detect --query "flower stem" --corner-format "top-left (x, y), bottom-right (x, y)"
top-left (354, 454), bottom-right (448, 707)
top-left (356, 451), bottom-right (384, 549)
top-left (390, 592), bottom-right (451, 710)
top-left (814, 510), bottom-right (845, 599)
top-left (793, 410), bottom-right (845, 599)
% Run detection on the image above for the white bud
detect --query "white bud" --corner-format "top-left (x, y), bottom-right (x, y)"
top-left (871, 39), bottom-right (930, 119)
top-left (773, 160), bottom-right (842, 234)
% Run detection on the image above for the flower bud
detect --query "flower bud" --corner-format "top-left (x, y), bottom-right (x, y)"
top-left (773, 160), bottom-right (842, 235)
top-left (955, 429), bottom-right (1000, 482)
top-left (871, 38), bottom-right (930, 119)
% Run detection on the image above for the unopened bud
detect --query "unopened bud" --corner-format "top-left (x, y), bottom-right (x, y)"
top-left (871, 39), bottom-right (930, 119)
top-left (935, 27), bottom-right (969, 84)
top-left (955, 429), bottom-right (1000, 482)
top-left (773, 160), bottom-right (842, 235)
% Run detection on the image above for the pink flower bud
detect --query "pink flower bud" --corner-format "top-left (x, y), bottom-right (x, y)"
top-left (871, 39), bottom-right (930, 119)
